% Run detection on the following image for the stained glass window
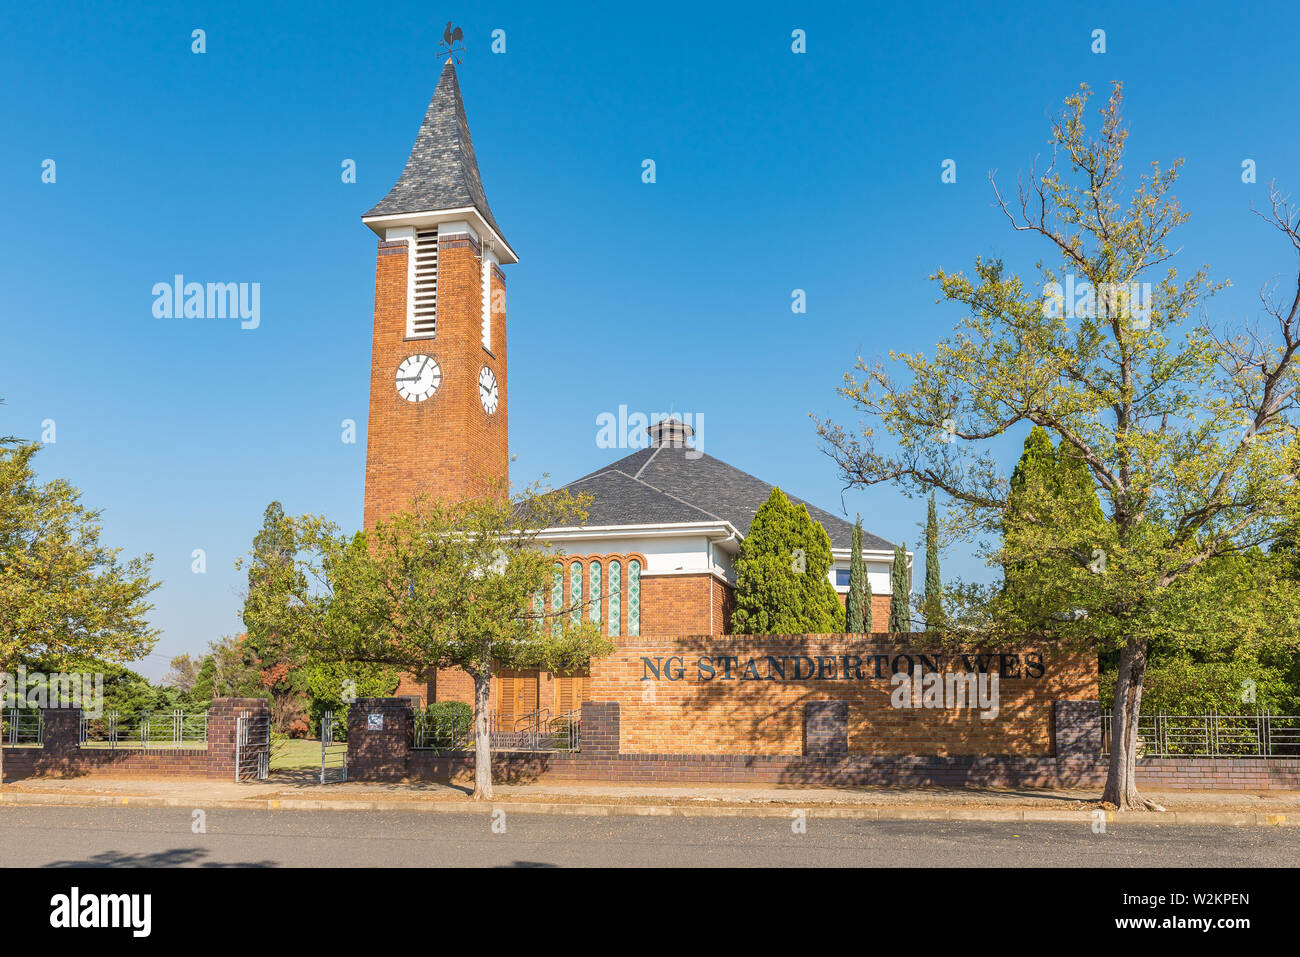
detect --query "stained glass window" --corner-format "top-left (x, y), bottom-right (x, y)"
top-left (570, 562), bottom-right (583, 624)
top-left (589, 560), bottom-right (602, 624)
top-left (608, 560), bottom-right (621, 636)
top-left (552, 562), bottom-right (563, 636)
top-left (628, 559), bottom-right (641, 636)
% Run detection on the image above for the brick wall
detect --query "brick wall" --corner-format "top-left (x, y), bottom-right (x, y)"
top-left (640, 574), bottom-right (719, 635)
top-left (347, 695), bottom-right (1300, 790)
top-left (588, 635), bottom-right (1096, 756)
top-left (804, 700), bottom-right (849, 755)
top-left (401, 752), bottom-right (1300, 790)
top-left (347, 698), bottom-right (413, 780)
top-left (0, 698), bottom-right (269, 782)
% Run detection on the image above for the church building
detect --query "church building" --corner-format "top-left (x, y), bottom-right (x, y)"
top-left (361, 59), bottom-right (910, 718)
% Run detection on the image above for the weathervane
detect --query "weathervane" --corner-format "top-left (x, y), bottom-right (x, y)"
top-left (439, 21), bottom-right (466, 64)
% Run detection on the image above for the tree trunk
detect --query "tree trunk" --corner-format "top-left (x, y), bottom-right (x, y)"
top-left (1101, 637), bottom-right (1164, 811)
top-left (0, 667), bottom-right (7, 787)
top-left (471, 671), bottom-right (493, 801)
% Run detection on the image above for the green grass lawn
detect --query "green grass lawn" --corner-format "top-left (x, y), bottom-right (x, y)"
top-left (270, 737), bottom-right (327, 771)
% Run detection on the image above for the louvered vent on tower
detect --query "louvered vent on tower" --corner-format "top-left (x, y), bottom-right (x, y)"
top-left (410, 227), bottom-right (438, 337)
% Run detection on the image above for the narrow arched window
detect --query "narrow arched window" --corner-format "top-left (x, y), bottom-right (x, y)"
top-left (589, 560), bottom-right (602, 625)
top-left (570, 561), bottom-right (583, 624)
top-left (551, 562), bottom-right (564, 636)
top-left (628, 559), bottom-right (641, 636)
top-left (608, 560), bottom-right (621, 636)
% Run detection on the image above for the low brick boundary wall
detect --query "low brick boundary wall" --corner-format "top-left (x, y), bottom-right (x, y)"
top-left (347, 697), bottom-right (1300, 790)
top-left (0, 698), bottom-right (269, 782)
top-left (1125, 758), bottom-right (1300, 790)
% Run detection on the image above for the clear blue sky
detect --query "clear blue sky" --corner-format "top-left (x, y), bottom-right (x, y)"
top-left (2, 1), bottom-right (1297, 679)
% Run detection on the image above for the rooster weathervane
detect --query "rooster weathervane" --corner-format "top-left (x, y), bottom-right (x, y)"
top-left (439, 22), bottom-right (466, 64)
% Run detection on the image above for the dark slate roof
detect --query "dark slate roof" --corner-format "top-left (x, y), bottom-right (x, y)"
top-left (563, 469), bottom-right (721, 527)
top-left (558, 446), bottom-right (894, 551)
top-left (364, 59), bottom-right (506, 244)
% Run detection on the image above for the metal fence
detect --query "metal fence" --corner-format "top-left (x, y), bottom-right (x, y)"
top-left (2, 709), bottom-right (44, 747)
top-left (412, 708), bottom-right (580, 752)
top-left (79, 710), bottom-right (209, 750)
top-left (1101, 713), bottom-right (1300, 758)
top-left (320, 710), bottom-right (347, 783)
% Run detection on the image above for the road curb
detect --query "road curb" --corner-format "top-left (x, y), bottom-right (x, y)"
top-left (0, 791), bottom-right (1292, 825)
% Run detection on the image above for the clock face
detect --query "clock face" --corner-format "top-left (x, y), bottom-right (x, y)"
top-left (395, 354), bottom-right (441, 402)
top-left (479, 366), bottom-right (499, 415)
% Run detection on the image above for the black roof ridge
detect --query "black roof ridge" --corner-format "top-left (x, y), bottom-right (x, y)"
top-left (632, 444), bottom-right (663, 480)
top-left (622, 468), bottom-right (731, 526)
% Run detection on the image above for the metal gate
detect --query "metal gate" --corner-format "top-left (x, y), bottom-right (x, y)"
top-left (320, 710), bottom-right (347, 783)
top-left (235, 710), bottom-right (270, 782)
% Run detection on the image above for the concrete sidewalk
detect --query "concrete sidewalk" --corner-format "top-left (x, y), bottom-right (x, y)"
top-left (1, 773), bottom-right (1297, 825)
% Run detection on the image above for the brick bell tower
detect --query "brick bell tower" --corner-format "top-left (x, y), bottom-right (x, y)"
top-left (361, 58), bottom-right (516, 528)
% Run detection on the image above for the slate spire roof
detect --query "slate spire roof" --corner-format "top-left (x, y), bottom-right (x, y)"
top-left (558, 445), bottom-right (894, 552)
top-left (364, 58), bottom-right (507, 245)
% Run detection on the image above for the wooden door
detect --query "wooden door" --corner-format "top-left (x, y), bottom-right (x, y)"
top-left (496, 670), bottom-right (539, 726)
top-left (556, 675), bottom-right (587, 715)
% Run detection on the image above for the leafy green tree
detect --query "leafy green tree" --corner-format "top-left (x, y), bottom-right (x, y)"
top-left (817, 82), bottom-right (1300, 809)
top-left (0, 440), bottom-right (159, 783)
top-left (240, 502), bottom-right (309, 733)
top-left (301, 661), bottom-right (400, 736)
top-left (246, 484), bottom-right (613, 800)
top-left (1001, 426), bottom-right (1056, 607)
top-left (164, 654), bottom-right (200, 692)
top-left (732, 488), bottom-right (843, 634)
top-left (185, 635), bottom-right (265, 709)
top-left (845, 516), bottom-right (869, 632)
top-left (923, 493), bottom-right (943, 629)
top-left (888, 543), bottom-right (909, 632)
top-left (1100, 657), bottom-right (1297, 717)
top-left (13, 654), bottom-right (180, 715)
top-left (1000, 426), bottom-right (1109, 623)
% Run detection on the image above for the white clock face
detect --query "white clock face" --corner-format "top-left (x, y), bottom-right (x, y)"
top-left (396, 354), bottom-right (441, 402)
top-left (479, 366), bottom-right (499, 415)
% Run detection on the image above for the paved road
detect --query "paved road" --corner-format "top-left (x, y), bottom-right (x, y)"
top-left (1, 806), bottom-right (1297, 867)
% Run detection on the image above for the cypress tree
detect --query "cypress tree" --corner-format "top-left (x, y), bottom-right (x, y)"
top-left (732, 488), bottom-right (843, 634)
top-left (924, 492), bottom-right (943, 629)
top-left (1001, 426), bottom-right (1057, 605)
top-left (1001, 426), bottom-right (1108, 627)
top-left (888, 541), bottom-right (909, 633)
top-left (846, 515), bottom-right (867, 632)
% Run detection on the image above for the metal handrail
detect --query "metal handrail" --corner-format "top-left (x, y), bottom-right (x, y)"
top-left (412, 707), bottom-right (580, 752)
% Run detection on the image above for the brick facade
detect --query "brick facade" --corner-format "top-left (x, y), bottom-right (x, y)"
top-left (363, 233), bottom-right (508, 529)
top-left (837, 592), bottom-right (893, 630)
top-left (640, 574), bottom-right (726, 635)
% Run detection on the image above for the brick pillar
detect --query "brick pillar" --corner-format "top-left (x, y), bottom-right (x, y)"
top-left (1054, 700), bottom-right (1102, 760)
top-left (207, 698), bottom-right (270, 780)
top-left (580, 701), bottom-right (620, 756)
top-left (42, 707), bottom-right (82, 753)
top-left (803, 700), bottom-right (848, 756)
top-left (347, 697), bottom-right (412, 780)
